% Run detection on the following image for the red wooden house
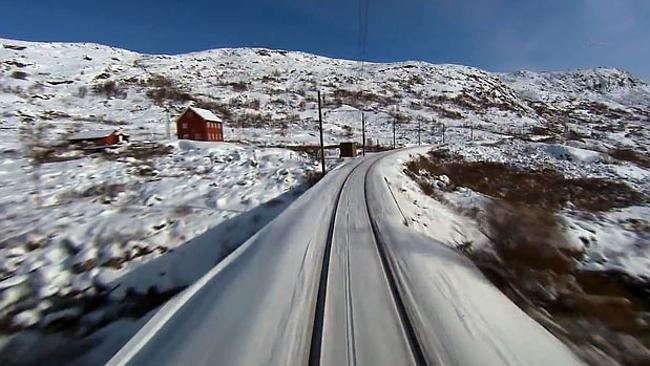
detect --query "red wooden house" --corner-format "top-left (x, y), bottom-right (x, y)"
top-left (68, 129), bottom-right (129, 146)
top-left (176, 107), bottom-right (224, 142)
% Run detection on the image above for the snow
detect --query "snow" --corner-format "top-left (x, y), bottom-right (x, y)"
top-left (107, 152), bottom-right (584, 365)
top-left (569, 206), bottom-right (650, 278)
top-left (369, 154), bottom-right (584, 365)
top-left (12, 310), bottom-right (40, 328)
top-left (501, 68), bottom-right (650, 106)
top-left (372, 147), bottom-right (492, 250)
top-left (390, 140), bottom-right (650, 281)
top-left (186, 107), bottom-right (221, 122)
top-left (0, 140), bottom-right (313, 328)
top-left (0, 36), bottom-right (648, 362)
top-left (542, 144), bottom-right (604, 164)
top-left (108, 158), bottom-right (363, 366)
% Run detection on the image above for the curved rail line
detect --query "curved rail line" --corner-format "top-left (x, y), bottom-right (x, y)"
top-left (309, 153), bottom-right (428, 366)
top-left (364, 155), bottom-right (428, 365)
top-left (308, 163), bottom-right (363, 366)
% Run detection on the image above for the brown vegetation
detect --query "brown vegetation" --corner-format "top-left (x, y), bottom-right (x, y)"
top-left (609, 148), bottom-right (650, 168)
top-left (3, 44), bottom-right (27, 51)
top-left (146, 86), bottom-right (193, 104)
top-left (404, 150), bottom-right (650, 365)
top-left (11, 71), bottom-right (27, 80)
top-left (305, 170), bottom-right (323, 186)
top-left (330, 88), bottom-right (398, 109)
top-left (101, 142), bottom-right (173, 161)
top-left (404, 150), bottom-right (645, 212)
top-left (472, 201), bottom-right (650, 366)
top-left (92, 80), bottom-right (127, 99)
top-left (226, 81), bottom-right (248, 92)
top-left (191, 99), bottom-right (232, 120)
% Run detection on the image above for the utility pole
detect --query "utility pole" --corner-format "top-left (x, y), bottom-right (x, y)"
top-left (318, 90), bottom-right (326, 177)
top-left (165, 107), bottom-right (171, 140)
top-left (361, 112), bottom-right (366, 156)
top-left (393, 107), bottom-right (397, 149)
top-left (470, 121), bottom-right (474, 141)
top-left (418, 119), bottom-right (421, 146)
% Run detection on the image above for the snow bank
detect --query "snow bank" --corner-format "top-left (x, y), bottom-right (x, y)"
top-left (0, 141), bottom-right (313, 329)
top-left (542, 144), bottom-right (603, 164)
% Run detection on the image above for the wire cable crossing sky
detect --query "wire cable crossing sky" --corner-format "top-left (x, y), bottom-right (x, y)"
top-left (0, 0), bottom-right (648, 80)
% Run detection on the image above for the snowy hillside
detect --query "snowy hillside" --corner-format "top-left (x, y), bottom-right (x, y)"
top-left (502, 68), bottom-right (650, 105)
top-left (2, 38), bottom-right (649, 150)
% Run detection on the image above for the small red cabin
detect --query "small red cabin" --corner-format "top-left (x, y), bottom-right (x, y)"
top-left (67, 129), bottom-right (129, 146)
top-left (176, 107), bottom-right (224, 142)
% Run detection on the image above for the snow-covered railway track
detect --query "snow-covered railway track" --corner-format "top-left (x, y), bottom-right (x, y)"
top-left (108, 150), bottom-right (586, 366)
top-left (309, 154), bottom-right (425, 366)
top-left (308, 160), bottom-right (357, 366)
top-left (363, 158), bottom-right (428, 366)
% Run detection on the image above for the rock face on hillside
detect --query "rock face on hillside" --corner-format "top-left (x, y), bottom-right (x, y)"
top-left (1, 37), bottom-right (649, 151)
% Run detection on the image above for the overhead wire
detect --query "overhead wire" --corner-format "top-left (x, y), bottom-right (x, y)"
top-left (357, 0), bottom-right (369, 82)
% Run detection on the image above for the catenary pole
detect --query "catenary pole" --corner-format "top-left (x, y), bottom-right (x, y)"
top-left (318, 90), bottom-right (326, 176)
top-left (361, 112), bottom-right (366, 156)
top-left (393, 111), bottom-right (397, 149)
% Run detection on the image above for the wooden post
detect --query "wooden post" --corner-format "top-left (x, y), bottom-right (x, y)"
top-left (318, 91), bottom-right (326, 176)
top-left (361, 112), bottom-right (366, 156)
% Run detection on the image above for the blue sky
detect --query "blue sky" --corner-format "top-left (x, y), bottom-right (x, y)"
top-left (1, 0), bottom-right (649, 80)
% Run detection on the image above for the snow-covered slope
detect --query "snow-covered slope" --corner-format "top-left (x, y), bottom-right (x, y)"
top-left (0, 140), bottom-right (313, 330)
top-left (501, 68), bottom-right (650, 105)
top-left (2, 38), bottom-right (649, 150)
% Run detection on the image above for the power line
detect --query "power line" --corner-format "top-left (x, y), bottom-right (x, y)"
top-left (356, 0), bottom-right (370, 152)
top-left (357, 0), bottom-right (369, 81)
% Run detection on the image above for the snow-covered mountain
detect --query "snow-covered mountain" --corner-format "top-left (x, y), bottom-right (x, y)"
top-left (2, 38), bottom-right (649, 151)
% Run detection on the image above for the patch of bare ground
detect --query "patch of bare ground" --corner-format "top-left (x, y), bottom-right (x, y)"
top-left (609, 148), bottom-right (650, 169)
top-left (28, 145), bottom-right (85, 164)
top-left (474, 201), bottom-right (650, 366)
top-left (405, 149), bottom-right (646, 211)
top-left (100, 142), bottom-right (173, 161)
top-left (405, 150), bottom-right (650, 366)
top-left (305, 170), bottom-right (324, 187)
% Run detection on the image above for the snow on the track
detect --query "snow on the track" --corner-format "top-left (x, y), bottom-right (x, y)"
top-left (107, 152), bottom-right (586, 366)
top-left (107, 159), bottom-right (363, 366)
top-left (367, 150), bottom-right (585, 366)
